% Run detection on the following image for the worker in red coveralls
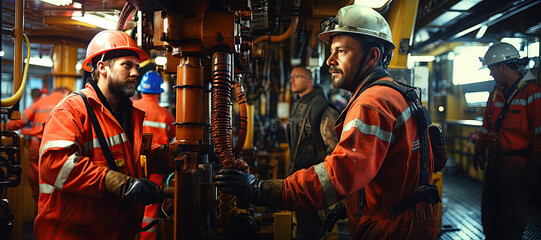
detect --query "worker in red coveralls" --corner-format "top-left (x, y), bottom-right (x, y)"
top-left (6, 87), bottom-right (71, 204)
top-left (134, 70), bottom-right (174, 239)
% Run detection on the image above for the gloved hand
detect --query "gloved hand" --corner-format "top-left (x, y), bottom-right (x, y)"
top-left (105, 170), bottom-right (163, 205)
top-left (322, 201), bottom-right (347, 232)
top-left (473, 148), bottom-right (486, 170)
top-left (213, 168), bottom-right (261, 200)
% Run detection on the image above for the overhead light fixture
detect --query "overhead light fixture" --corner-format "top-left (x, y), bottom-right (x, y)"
top-left (41, 0), bottom-right (72, 6)
top-left (72, 13), bottom-right (119, 30)
top-left (25, 57), bottom-right (53, 67)
top-left (409, 55), bottom-right (436, 62)
top-left (354, 0), bottom-right (392, 11)
top-left (155, 56), bottom-right (167, 66)
top-left (476, 25), bottom-right (488, 39)
top-left (0, 50), bottom-right (4, 57)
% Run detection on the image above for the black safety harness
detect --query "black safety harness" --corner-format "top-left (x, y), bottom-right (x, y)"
top-left (74, 91), bottom-right (119, 171)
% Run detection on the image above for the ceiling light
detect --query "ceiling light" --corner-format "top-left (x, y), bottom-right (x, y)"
top-left (476, 25), bottom-right (488, 39)
top-left (0, 50), bottom-right (4, 57)
top-left (155, 56), bottom-right (167, 66)
top-left (72, 13), bottom-right (118, 30)
top-left (25, 57), bottom-right (53, 67)
top-left (41, 0), bottom-right (72, 6)
top-left (409, 55), bottom-right (436, 62)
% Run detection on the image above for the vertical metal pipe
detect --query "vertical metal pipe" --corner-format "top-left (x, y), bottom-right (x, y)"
top-left (13, 0), bottom-right (24, 96)
top-left (173, 52), bottom-right (208, 240)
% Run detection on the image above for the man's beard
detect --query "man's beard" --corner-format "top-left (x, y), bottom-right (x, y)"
top-left (330, 66), bottom-right (347, 90)
top-left (108, 72), bottom-right (137, 98)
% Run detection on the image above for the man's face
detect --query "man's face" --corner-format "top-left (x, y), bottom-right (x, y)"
top-left (107, 56), bottom-right (140, 98)
top-left (488, 63), bottom-right (504, 86)
top-left (289, 67), bottom-right (312, 96)
top-left (326, 35), bottom-right (363, 92)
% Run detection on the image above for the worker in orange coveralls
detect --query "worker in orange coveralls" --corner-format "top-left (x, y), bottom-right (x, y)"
top-left (214, 4), bottom-right (439, 240)
top-left (6, 86), bottom-right (71, 204)
top-left (134, 70), bottom-right (175, 240)
top-left (34, 30), bottom-right (172, 240)
top-left (474, 42), bottom-right (541, 240)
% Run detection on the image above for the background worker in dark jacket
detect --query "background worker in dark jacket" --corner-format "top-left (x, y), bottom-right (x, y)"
top-left (287, 66), bottom-right (339, 239)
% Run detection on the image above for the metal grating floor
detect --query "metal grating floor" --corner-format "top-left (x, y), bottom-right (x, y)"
top-left (439, 170), bottom-right (541, 240)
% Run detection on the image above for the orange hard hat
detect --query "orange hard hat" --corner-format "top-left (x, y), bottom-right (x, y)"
top-left (82, 30), bottom-right (149, 72)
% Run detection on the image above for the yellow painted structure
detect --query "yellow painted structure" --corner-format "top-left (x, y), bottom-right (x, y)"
top-left (52, 42), bottom-right (80, 91)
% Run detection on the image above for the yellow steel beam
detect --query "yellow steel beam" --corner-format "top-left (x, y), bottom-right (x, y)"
top-left (387, 0), bottom-right (420, 69)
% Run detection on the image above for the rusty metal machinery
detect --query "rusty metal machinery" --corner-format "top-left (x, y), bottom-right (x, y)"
top-left (125, 0), bottom-right (301, 239)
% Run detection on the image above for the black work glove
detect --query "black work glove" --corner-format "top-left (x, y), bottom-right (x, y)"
top-left (473, 148), bottom-right (486, 170)
top-left (105, 170), bottom-right (163, 205)
top-left (123, 178), bottom-right (163, 205)
top-left (213, 168), bottom-right (261, 201)
top-left (322, 202), bottom-right (347, 232)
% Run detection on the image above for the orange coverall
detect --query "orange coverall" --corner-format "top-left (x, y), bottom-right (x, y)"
top-left (281, 77), bottom-right (438, 239)
top-left (35, 83), bottom-right (164, 240)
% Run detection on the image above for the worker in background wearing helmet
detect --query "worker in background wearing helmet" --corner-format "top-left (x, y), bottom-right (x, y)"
top-left (214, 4), bottom-right (439, 239)
top-left (474, 42), bottom-right (541, 239)
top-left (35, 30), bottom-right (172, 240)
top-left (134, 70), bottom-right (175, 240)
top-left (6, 87), bottom-right (71, 205)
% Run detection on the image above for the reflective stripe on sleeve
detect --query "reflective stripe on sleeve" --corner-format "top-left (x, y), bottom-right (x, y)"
top-left (528, 92), bottom-right (541, 105)
top-left (535, 126), bottom-right (541, 135)
top-left (341, 118), bottom-right (393, 143)
top-left (314, 162), bottom-right (337, 206)
top-left (479, 127), bottom-right (489, 134)
top-left (394, 105), bottom-right (415, 130)
top-left (39, 183), bottom-right (57, 194)
top-left (142, 217), bottom-right (159, 233)
top-left (21, 112), bottom-right (28, 123)
top-left (54, 152), bottom-right (81, 189)
top-left (40, 140), bottom-right (82, 160)
top-left (143, 121), bottom-right (168, 129)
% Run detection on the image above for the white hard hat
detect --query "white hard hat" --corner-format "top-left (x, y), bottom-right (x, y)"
top-left (318, 4), bottom-right (395, 50)
top-left (481, 42), bottom-right (520, 67)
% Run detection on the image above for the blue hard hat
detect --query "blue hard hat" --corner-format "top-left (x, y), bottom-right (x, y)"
top-left (138, 71), bottom-right (164, 94)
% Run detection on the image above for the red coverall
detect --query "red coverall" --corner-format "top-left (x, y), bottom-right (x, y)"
top-left (35, 83), bottom-right (163, 240)
top-left (6, 90), bottom-right (66, 204)
top-left (133, 94), bottom-right (174, 240)
top-left (281, 77), bottom-right (438, 239)
top-left (476, 71), bottom-right (541, 239)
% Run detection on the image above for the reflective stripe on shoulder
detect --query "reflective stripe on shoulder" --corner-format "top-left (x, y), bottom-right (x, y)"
top-left (39, 183), bottom-right (57, 194)
top-left (54, 152), bottom-right (81, 189)
top-left (83, 133), bottom-right (128, 152)
top-left (394, 105), bottom-right (415, 130)
top-left (40, 140), bottom-right (82, 160)
top-left (535, 126), bottom-right (541, 135)
top-left (341, 118), bottom-right (392, 143)
top-left (479, 127), bottom-right (489, 134)
top-left (494, 101), bottom-right (504, 108)
top-left (314, 162), bottom-right (337, 206)
top-left (143, 121), bottom-right (168, 129)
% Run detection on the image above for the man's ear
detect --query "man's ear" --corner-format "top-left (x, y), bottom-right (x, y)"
top-left (97, 61), bottom-right (108, 77)
top-left (366, 47), bottom-right (381, 66)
